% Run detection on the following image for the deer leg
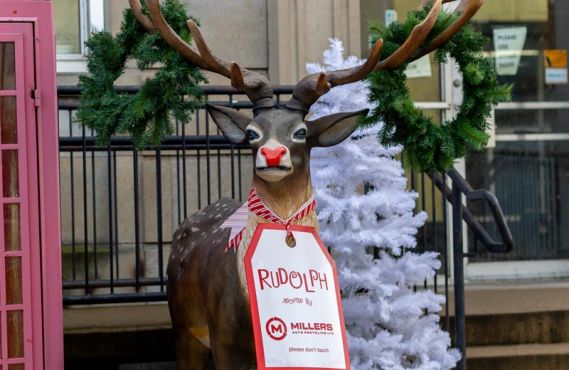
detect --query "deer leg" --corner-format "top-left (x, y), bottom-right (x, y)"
top-left (210, 339), bottom-right (254, 370)
top-left (209, 321), bottom-right (255, 370)
top-left (174, 326), bottom-right (212, 370)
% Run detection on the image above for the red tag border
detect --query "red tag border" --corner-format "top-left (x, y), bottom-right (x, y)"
top-left (244, 223), bottom-right (351, 370)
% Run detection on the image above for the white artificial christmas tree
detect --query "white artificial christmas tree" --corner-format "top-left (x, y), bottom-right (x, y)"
top-left (309, 39), bottom-right (460, 370)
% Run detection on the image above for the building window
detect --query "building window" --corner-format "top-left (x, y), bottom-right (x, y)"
top-left (54, 0), bottom-right (105, 72)
top-left (54, 0), bottom-right (81, 55)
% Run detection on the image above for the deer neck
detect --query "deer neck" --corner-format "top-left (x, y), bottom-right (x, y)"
top-left (252, 170), bottom-right (313, 220)
top-left (237, 170), bottom-right (319, 299)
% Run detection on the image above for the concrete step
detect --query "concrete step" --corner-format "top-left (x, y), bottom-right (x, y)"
top-left (444, 281), bottom-right (569, 347)
top-left (118, 362), bottom-right (216, 370)
top-left (118, 362), bottom-right (176, 370)
top-left (467, 343), bottom-right (569, 370)
top-left (64, 303), bottom-right (171, 334)
top-left (461, 282), bottom-right (569, 316)
top-left (65, 329), bottom-right (176, 369)
top-left (465, 310), bottom-right (569, 346)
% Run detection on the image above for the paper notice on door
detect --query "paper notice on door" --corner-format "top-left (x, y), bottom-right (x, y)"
top-left (493, 27), bottom-right (527, 76)
top-left (405, 55), bottom-right (432, 79)
top-left (385, 10), bottom-right (397, 27)
top-left (544, 49), bottom-right (568, 84)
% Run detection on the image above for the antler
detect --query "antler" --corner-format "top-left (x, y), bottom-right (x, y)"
top-left (128, 0), bottom-right (274, 110)
top-left (286, 0), bottom-right (484, 113)
top-left (413, 0), bottom-right (484, 59)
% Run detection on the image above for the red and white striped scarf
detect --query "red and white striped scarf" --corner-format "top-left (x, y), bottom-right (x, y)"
top-left (222, 188), bottom-right (316, 252)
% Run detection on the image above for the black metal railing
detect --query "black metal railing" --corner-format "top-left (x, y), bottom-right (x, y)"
top-left (58, 86), bottom-right (513, 369)
top-left (443, 169), bottom-right (513, 370)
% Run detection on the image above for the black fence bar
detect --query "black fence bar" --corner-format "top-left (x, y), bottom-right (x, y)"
top-left (156, 148), bottom-right (165, 292)
top-left (57, 86), bottom-right (513, 363)
top-left (442, 171), bottom-right (450, 333)
top-left (452, 181), bottom-right (467, 370)
top-left (107, 145), bottom-right (114, 294)
top-left (431, 171), bottom-right (437, 294)
top-left (113, 151), bottom-right (120, 282)
top-left (133, 150), bottom-right (141, 291)
top-left (63, 277), bottom-right (165, 289)
top-left (63, 292), bottom-right (167, 305)
top-left (59, 135), bottom-right (249, 150)
top-left (91, 146), bottom-right (98, 278)
top-left (196, 106), bottom-right (202, 210)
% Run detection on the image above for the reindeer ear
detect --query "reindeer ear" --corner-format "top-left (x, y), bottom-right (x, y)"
top-left (306, 109), bottom-right (369, 147)
top-left (207, 104), bottom-right (252, 144)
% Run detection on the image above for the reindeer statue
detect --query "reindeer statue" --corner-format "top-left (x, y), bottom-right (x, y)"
top-left (128, 0), bottom-right (484, 368)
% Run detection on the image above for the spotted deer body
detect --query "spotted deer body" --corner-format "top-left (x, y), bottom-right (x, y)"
top-left (167, 105), bottom-right (365, 370)
top-left (128, 1), bottom-right (485, 368)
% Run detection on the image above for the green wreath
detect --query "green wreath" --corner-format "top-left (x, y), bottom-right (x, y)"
top-left (76, 0), bottom-right (206, 148)
top-left (363, 5), bottom-right (511, 172)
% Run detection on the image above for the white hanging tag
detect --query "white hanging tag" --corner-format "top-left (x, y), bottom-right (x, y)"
top-left (245, 224), bottom-right (350, 370)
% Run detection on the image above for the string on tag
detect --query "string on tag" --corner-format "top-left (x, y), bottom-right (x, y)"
top-left (224, 188), bottom-right (315, 251)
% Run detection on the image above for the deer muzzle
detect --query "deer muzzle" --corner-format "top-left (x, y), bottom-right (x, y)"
top-left (260, 146), bottom-right (287, 167)
top-left (255, 144), bottom-right (293, 182)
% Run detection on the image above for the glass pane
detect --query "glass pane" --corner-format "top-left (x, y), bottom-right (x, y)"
top-left (467, 140), bottom-right (569, 261)
top-left (495, 108), bottom-right (569, 134)
top-left (7, 310), bottom-right (24, 358)
top-left (1, 96), bottom-right (18, 144)
top-left (6, 257), bottom-right (23, 305)
top-left (359, 0), bottom-right (443, 102)
top-left (472, 0), bottom-right (569, 102)
top-left (4, 204), bottom-right (21, 251)
top-left (54, 0), bottom-right (81, 54)
top-left (0, 42), bottom-right (16, 90)
top-left (2, 150), bottom-right (19, 197)
top-left (9, 364), bottom-right (25, 370)
top-left (405, 54), bottom-right (442, 102)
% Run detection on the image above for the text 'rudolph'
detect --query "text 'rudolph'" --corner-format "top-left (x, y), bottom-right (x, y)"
top-left (257, 268), bottom-right (329, 293)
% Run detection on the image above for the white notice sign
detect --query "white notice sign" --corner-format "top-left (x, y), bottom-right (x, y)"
top-left (245, 224), bottom-right (350, 370)
top-left (406, 55), bottom-right (432, 79)
top-left (385, 10), bottom-right (398, 27)
top-left (493, 26), bottom-right (527, 76)
top-left (545, 68), bottom-right (568, 84)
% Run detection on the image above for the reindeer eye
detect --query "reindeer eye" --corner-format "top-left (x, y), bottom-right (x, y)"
top-left (246, 129), bottom-right (260, 141)
top-left (293, 128), bottom-right (307, 140)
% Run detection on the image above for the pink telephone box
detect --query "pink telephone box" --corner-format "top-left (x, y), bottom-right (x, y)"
top-left (0, 1), bottom-right (63, 370)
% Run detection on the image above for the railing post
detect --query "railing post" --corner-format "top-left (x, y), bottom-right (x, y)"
top-left (452, 180), bottom-right (467, 370)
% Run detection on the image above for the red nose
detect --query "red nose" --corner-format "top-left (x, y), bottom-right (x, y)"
top-left (260, 146), bottom-right (286, 167)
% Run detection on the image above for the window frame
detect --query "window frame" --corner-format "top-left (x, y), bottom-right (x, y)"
top-left (56, 0), bottom-right (105, 74)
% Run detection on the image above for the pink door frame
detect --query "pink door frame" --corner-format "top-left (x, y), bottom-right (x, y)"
top-left (0, 2), bottom-right (63, 369)
top-left (0, 25), bottom-right (35, 370)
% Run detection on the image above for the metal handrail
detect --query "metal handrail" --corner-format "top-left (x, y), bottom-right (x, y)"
top-left (431, 169), bottom-right (514, 254)
top-left (438, 167), bottom-right (514, 370)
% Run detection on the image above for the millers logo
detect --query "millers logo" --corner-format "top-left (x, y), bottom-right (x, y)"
top-left (265, 317), bottom-right (287, 341)
top-left (265, 317), bottom-right (335, 341)
top-left (291, 322), bottom-right (333, 332)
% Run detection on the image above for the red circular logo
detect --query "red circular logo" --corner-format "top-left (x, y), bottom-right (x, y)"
top-left (265, 317), bottom-right (287, 341)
